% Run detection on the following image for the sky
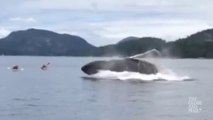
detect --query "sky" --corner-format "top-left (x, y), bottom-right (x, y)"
top-left (0, 0), bottom-right (213, 46)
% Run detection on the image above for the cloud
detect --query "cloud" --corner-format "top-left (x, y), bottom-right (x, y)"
top-left (0, 28), bottom-right (11, 38)
top-left (0, 0), bottom-right (213, 46)
top-left (9, 17), bottom-right (37, 23)
top-left (89, 18), bottom-right (211, 43)
top-left (22, 0), bottom-right (213, 13)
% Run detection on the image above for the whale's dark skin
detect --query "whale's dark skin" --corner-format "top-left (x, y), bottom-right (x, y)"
top-left (81, 58), bottom-right (158, 75)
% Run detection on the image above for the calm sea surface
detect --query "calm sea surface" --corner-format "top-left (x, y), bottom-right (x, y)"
top-left (0, 56), bottom-right (212, 120)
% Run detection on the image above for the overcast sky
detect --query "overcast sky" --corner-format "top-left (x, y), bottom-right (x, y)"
top-left (0, 0), bottom-right (213, 46)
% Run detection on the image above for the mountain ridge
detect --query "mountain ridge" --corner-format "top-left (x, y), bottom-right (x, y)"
top-left (0, 28), bottom-right (213, 58)
top-left (0, 28), bottom-right (97, 56)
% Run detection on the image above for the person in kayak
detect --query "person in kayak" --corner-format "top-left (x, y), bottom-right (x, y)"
top-left (10, 65), bottom-right (22, 71)
top-left (12, 65), bottom-right (19, 70)
top-left (41, 62), bottom-right (50, 70)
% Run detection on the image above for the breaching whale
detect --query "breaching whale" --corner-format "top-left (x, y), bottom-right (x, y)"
top-left (81, 58), bottom-right (158, 75)
top-left (81, 49), bottom-right (160, 75)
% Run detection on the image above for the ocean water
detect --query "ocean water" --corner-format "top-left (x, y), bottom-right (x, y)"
top-left (0, 56), bottom-right (212, 120)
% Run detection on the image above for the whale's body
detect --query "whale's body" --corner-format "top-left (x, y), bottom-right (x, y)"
top-left (81, 58), bottom-right (158, 75)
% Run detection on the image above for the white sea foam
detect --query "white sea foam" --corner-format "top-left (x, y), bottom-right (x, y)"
top-left (90, 69), bottom-right (190, 81)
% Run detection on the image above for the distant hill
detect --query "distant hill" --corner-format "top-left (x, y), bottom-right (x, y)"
top-left (166, 28), bottom-right (213, 58)
top-left (0, 28), bottom-right (97, 56)
top-left (117, 36), bottom-right (140, 44)
top-left (96, 29), bottom-right (213, 58)
top-left (95, 37), bottom-right (166, 56)
top-left (0, 28), bottom-right (213, 58)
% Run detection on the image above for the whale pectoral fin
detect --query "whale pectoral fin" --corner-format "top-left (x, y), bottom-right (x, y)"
top-left (129, 49), bottom-right (161, 59)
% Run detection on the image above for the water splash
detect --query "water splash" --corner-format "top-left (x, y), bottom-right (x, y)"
top-left (90, 70), bottom-right (190, 81)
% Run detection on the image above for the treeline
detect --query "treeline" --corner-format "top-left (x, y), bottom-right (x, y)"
top-left (0, 28), bottom-right (213, 58)
top-left (95, 29), bottom-right (213, 58)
